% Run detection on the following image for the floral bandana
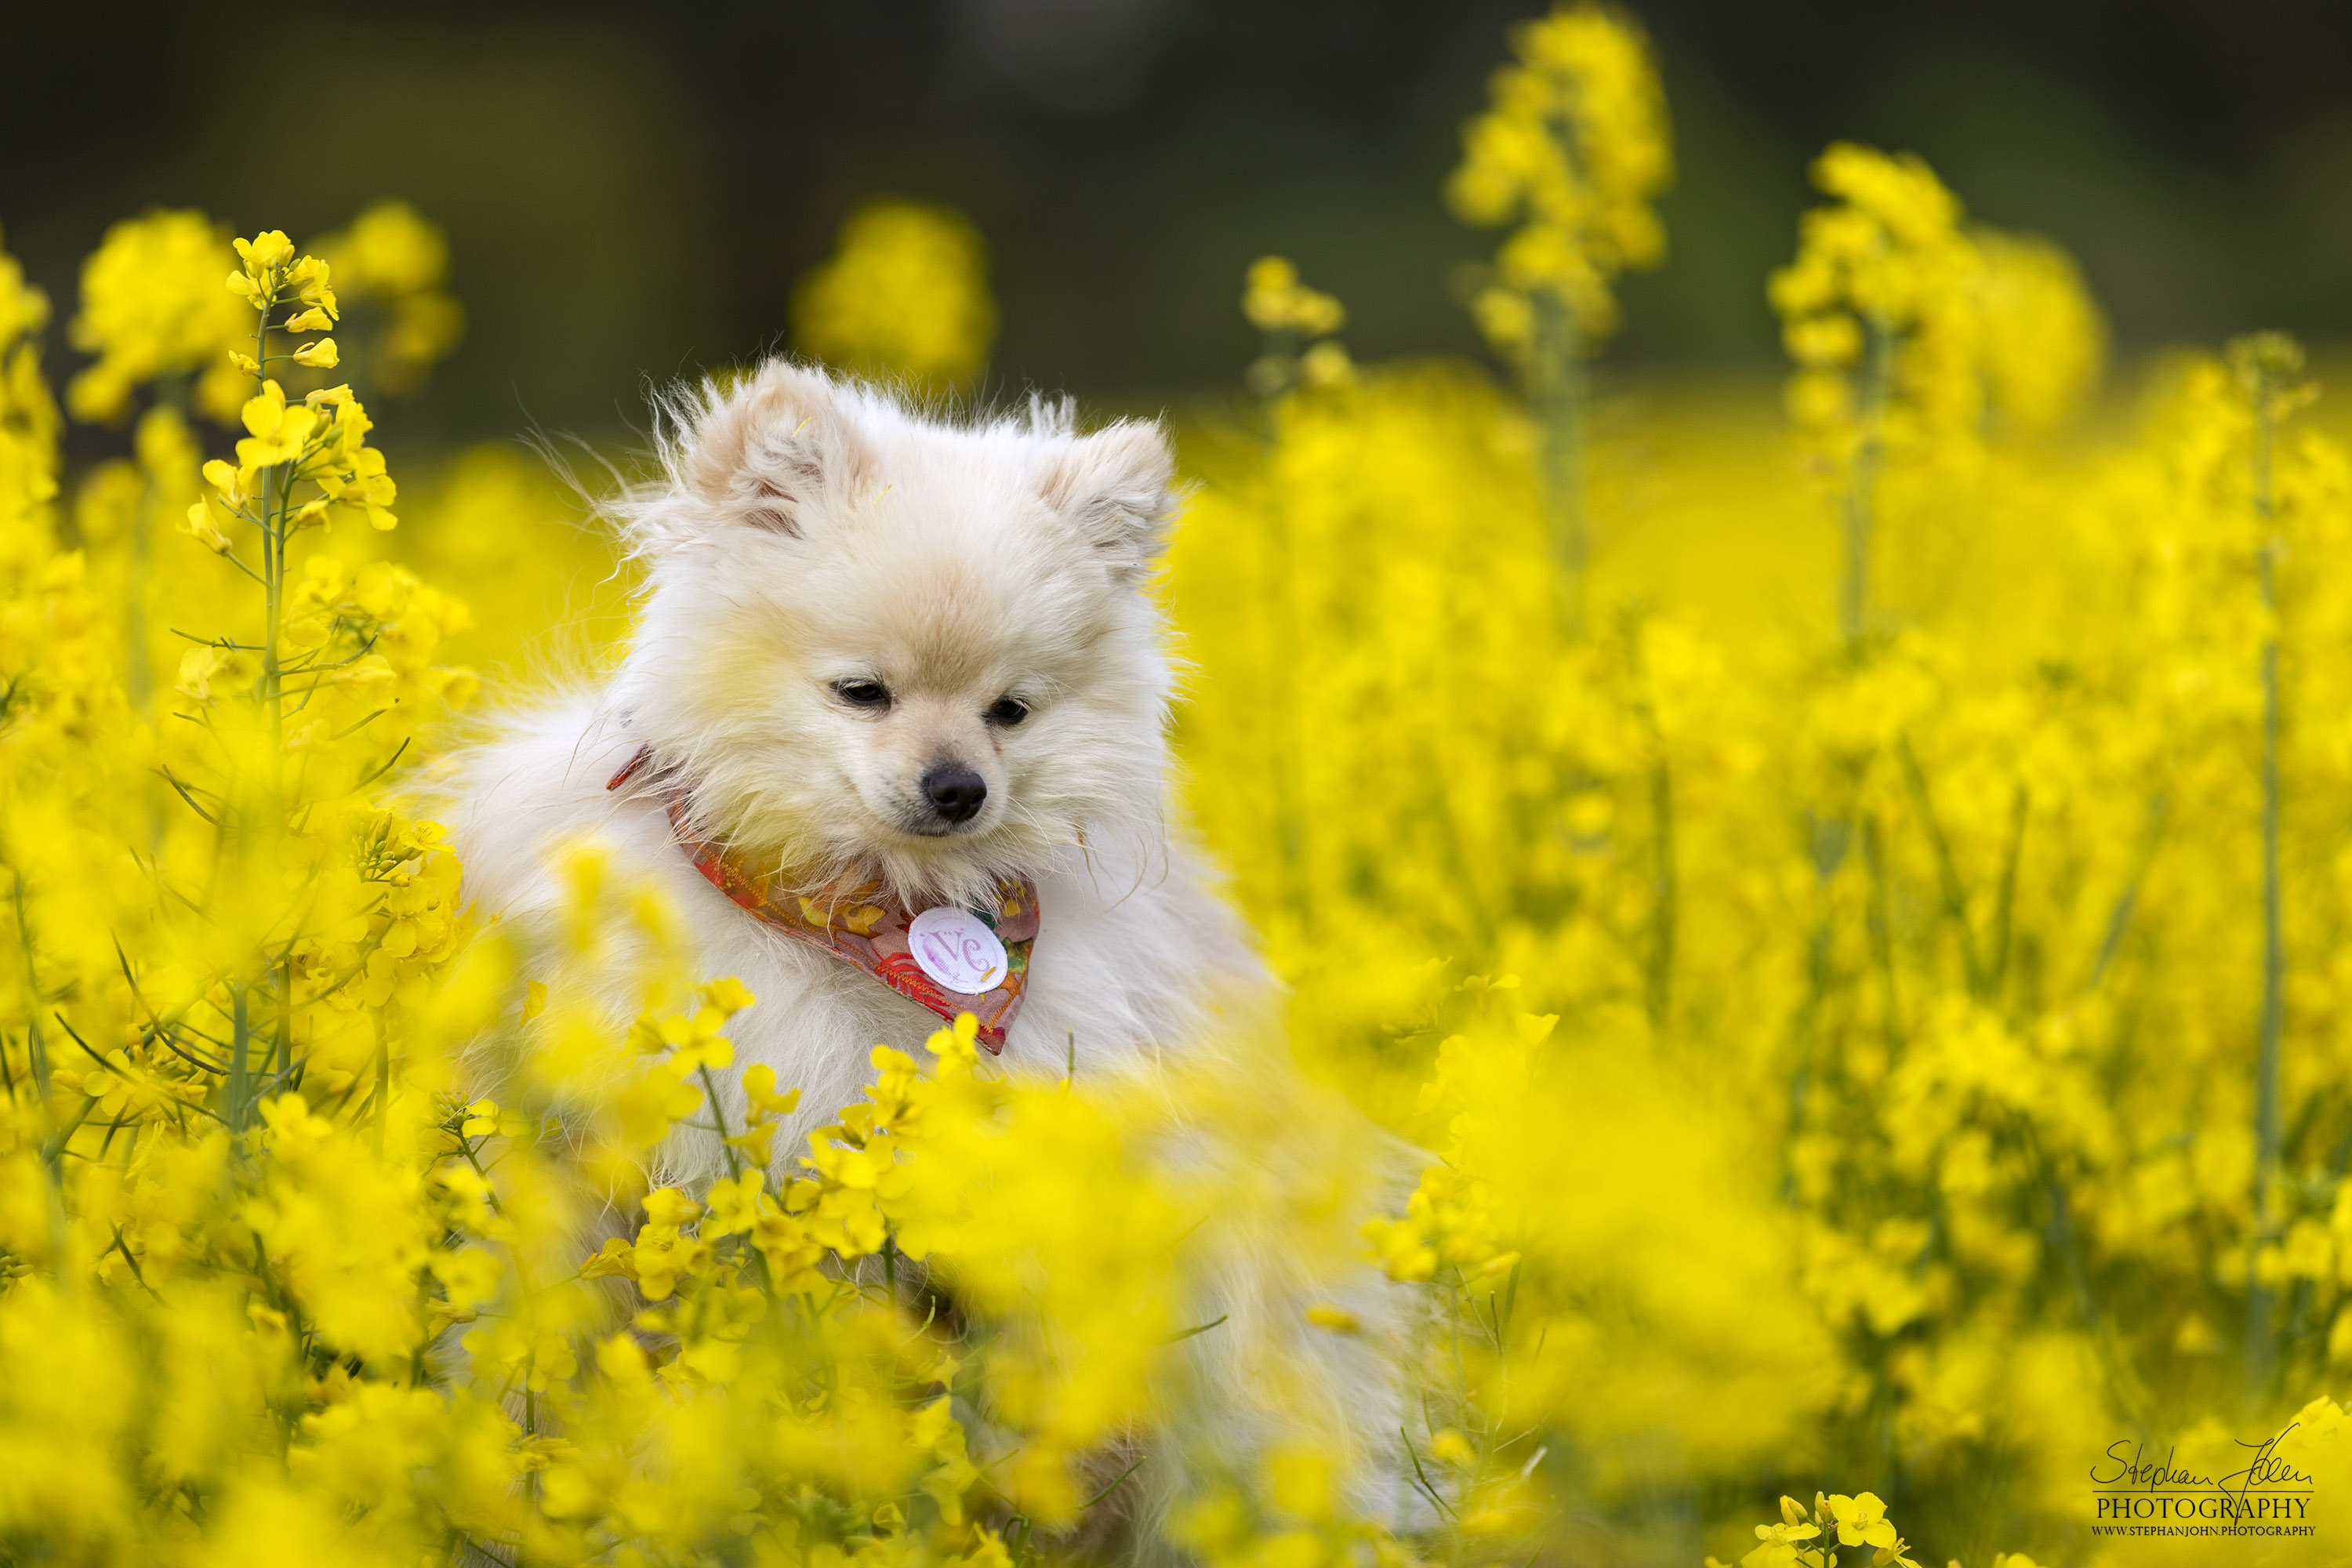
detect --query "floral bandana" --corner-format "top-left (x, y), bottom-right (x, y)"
top-left (607, 746), bottom-right (1037, 1054)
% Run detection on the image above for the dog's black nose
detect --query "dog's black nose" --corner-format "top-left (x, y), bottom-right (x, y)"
top-left (922, 764), bottom-right (988, 824)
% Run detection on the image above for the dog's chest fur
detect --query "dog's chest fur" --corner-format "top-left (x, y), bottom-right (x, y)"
top-left (449, 699), bottom-right (1269, 1180)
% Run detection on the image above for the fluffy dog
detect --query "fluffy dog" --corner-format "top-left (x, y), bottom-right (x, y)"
top-left (452, 362), bottom-right (1274, 1123)
top-left (445, 361), bottom-right (1411, 1539)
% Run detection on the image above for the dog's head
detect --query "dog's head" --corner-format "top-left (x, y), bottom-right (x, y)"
top-left (612, 361), bottom-right (1179, 906)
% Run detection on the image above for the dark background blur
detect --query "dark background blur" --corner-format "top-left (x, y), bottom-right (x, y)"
top-left (9, 0), bottom-right (2352, 445)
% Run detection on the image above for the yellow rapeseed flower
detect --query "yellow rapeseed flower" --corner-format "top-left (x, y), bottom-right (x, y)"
top-left (312, 201), bottom-right (464, 394)
top-left (67, 209), bottom-right (249, 422)
top-left (1449, 2), bottom-right (1671, 352)
top-left (791, 200), bottom-right (996, 391)
top-left (1243, 257), bottom-right (1347, 338)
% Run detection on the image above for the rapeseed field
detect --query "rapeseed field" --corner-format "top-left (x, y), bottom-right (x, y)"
top-left (2, 7), bottom-right (2346, 1566)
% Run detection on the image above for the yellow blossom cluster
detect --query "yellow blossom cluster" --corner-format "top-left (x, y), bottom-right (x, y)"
top-left (1717, 1490), bottom-right (1923, 1568)
top-left (1442, 4), bottom-right (1674, 633)
top-left (0, 234), bottom-right (59, 535)
top-left (1772, 144), bottom-right (1979, 454)
top-left (66, 209), bottom-right (253, 424)
top-left (0, 216), bottom-right (511, 1563)
top-left (791, 200), bottom-right (997, 393)
top-left (1448, 1), bottom-right (1671, 355)
top-left (1169, 53), bottom-right (2352, 1559)
top-left (314, 200), bottom-right (467, 395)
top-left (1243, 256), bottom-right (1346, 339)
top-left (1768, 143), bottom-right (2107, 637)
top-left (1240, 257), bottom-right (1356, 397)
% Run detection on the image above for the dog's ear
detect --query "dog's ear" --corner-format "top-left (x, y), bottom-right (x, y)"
top-left (1036, 419), bottom-right (1178, 582)
top-left (676, 361), bottom-right (870, 539)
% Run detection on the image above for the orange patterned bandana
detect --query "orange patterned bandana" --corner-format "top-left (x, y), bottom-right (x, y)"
top-left (608, 746), bottom-right (1036, 1054)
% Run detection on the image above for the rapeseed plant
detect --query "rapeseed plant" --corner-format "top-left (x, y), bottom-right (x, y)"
top-left (1450, 1), bottom-right (1671, 633)
top-left (11, 8), bottom-right (2352, 1566)
top-left (313, 200), bottom-right (467, 397)
top-left (0, 201), bottom-right (1381, 1564)
top-left (67, 209), bottom-right (252, 426)
top-left (792, 200), bottom-right (997, 394)
top-left (1174, 56), bottom-right (2352, 1568)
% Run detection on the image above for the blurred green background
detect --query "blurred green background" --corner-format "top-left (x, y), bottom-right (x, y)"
top-left (9, 0), bottom-right (2352, 448)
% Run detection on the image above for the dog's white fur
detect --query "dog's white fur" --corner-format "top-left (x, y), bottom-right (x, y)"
top-left (441, 362), bottom-right (1416, 1537)
top-left (451, 363), bottom-right (1272, 1140)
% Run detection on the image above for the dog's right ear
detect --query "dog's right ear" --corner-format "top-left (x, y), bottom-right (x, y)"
top-left (1035, 419), bottom-right (1178, 583)
top-left (670, 361), bottom-right (870, 541)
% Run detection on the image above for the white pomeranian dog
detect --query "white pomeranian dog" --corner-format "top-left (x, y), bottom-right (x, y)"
top-left (445, 360), bottom-right (1417, 1539)
top-left (451, 360), bottom-right (1270, 1131)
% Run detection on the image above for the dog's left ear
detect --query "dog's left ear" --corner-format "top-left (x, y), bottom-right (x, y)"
top-left (1036, 420), bottom-right (1178, 582)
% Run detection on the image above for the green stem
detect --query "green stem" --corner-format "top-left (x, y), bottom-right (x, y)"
top-left (2249, 369), bottom-right (2287, 1401)
top-left (1897, 736), bottom-right (1986, 998)
top-left (372, 1019), bottom-right (390, 1158)
top-left (244, 285), bottom-right (291, 1127)
top-left (228, 982), bottom-right (251, 1133)
top-left (1632, 621), bottom-right (1674, 1032)
top-left (1862, 813), bottom-right (1900, 1056)
top-left (1646, 750), bottom-right (1675, 1033)
top-left (1780, 916), bottom-right (1831, 1204)
top-left (1534, 289), bottom-right (1587, 641)
top-left (13, 880), bottom-right (46, 1107)
top-left (249, 291), bottom-right (286, 769)
top-left (1841, 315), bottom-right (1893, 646)
top-left (699, 1063), bottom-right (744, 1179)
top-left (1988, 784), bottom-right (2029, 1000)
top-left (2085, 792), bottom-right (2169, 993)
top-left (1782, 813), bottom-right (1849, 1203)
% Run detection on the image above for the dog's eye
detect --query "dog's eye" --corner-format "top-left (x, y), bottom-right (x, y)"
top-left (833, 680), bottom-right (891, 710)
top-left (985, 696), bottom-right (1030, 727)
